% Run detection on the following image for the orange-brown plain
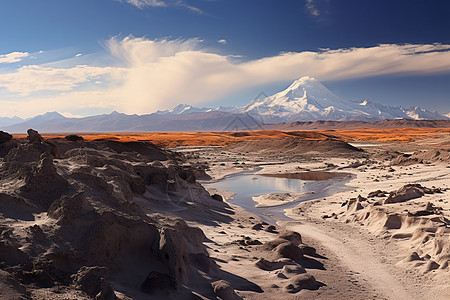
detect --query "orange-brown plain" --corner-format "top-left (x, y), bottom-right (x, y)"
top-left (13, 128), bottom-right (450, 147)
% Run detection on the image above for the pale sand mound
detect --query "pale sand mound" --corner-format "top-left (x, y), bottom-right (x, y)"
top-left (335, 184), bottom-right (449, 279)
top-left (253, 192), bottom-right (314, 207)
top-left (250, 231), bottom-right (324, 293)
top-left (262, 171), bottom-right (351, 181)
top-left (392, 149), bottom-right (450, 166)
top-left (227, 137), bottom-right (363, 156)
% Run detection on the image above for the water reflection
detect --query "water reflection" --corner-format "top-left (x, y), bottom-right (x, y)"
top-left (206, 175), bottom-right (305, 197)
top-left (203, 173), bottom-right (352, 224)
top-left (204, 174), bottom-right (309, 211)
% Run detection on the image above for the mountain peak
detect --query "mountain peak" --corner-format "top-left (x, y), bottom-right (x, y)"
top-left (37, 111), bottom-right (66, 119)
top-left (287, 76), bottom-right (319, 89)
top-left (241, 77), bottom-right (448, 121)
top-left (43, 111), bottom-right (63, 116)
top-left (276, 76), bottom-right (337, 102)
top-left (109, 111), bottom-right (124, 116)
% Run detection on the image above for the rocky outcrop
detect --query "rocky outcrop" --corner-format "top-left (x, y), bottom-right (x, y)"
top-left (0, 132), bottom-right (225, 299)
top-left (20, 153), bottom-right (69, 209)
top-left (384, 184), bottom-right (444, 204)
top-left (72, 266), bottom-right (117, 300)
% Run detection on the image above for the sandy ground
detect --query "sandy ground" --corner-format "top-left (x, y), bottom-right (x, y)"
top-left (182, 135), bottom-right (450, 300)
top-left (1, 131), bottom-right (448, 299)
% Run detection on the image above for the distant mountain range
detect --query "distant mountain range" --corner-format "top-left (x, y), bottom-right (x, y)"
top-left (158, 77), bottom-right (447, 122)
top-left (1, 76), bottom-right (448, 133)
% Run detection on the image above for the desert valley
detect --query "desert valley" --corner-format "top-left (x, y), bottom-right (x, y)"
top-left (1, 1), bottom-right (450, 299)
top-left (0, 72), bottom-right (450, 299)
top-left (0, 119), bottom-right (449, 299)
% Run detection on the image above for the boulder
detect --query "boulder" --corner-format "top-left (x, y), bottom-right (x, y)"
top-left (72, 266), bottom-right (117, 300)
top-left (278, 231), bottom-right (302, 245)
top-left (27, 129), bottom-right (44, 144)
top-left (368, 190), bottom-right (388, 198)
top-left (0, 131), bottom-right (12, 144)
top-left (265, 225), bottom-right (277, 233)
top-left (211, 280), bottom-right (241, 300)
top-left (384, 184), bottom-right (425, 204)
top-left (211, 194), bottom-right (223, 201)
top-left (281, 264), bottom-right (306, 275)
top-left (274, 242), bottom-right (304, 262)
top-left (298, 244), bottom-right (316, 256)
top-left (251, 223), bottom-right (263, 231)
top-left (255, 258), bottom-right (289, 271)
top-left (284, 274), bottom-right (321, 293)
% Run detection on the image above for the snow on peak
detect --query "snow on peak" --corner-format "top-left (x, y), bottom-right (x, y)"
top-left (360, 99), bottom-right (370, 106)
top-left (244, 76), bottom-right (357, 116)
top-left (285, 76), bottom-right (318, 90)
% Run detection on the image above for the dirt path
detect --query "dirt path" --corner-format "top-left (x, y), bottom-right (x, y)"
top-left (283, 219), bottom-right (432, 300)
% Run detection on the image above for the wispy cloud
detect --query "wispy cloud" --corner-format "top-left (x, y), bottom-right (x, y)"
top-left (217, 39), bottom-right (227, 45)
top-left (120, 0), bottom-right (203, 13)
top-left (306, 0), bottom-right (320, 16)
top-left (0, 51), bottom-right (29, 64)
top-left (1, 37), bottom-right (450, 117)
top-left (176, 1), bottom-right (204, 14)
top-left (122, 0), bottom-right (167, 9)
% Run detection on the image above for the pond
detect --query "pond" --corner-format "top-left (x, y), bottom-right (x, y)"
top-left (203, 172), bottom-right (352, 224)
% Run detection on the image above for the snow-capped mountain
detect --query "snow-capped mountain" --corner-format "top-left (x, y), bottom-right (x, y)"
top-left (156, 104), bottom-right (242, 115)
top-left (2, 76), bottom-right (448, 133)
top-left (242, 76), bottom-right (447, 121)
top-left (404, 106), bottom-right (446, 120)
top-left (156, 104), bottom-right (210, 115)
top-left (161, 76), bottom-right (448, 122)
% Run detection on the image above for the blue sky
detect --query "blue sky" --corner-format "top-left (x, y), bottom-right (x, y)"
top-left (0, 0), bottom-right (449, 118)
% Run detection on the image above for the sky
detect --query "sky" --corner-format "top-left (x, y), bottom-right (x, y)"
top-left (0, 0), bottom-right (449, 118)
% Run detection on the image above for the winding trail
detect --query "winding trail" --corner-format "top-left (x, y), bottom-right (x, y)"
top-left (284, 220), bottom-right (429, 300)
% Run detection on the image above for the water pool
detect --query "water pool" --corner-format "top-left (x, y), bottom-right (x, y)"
top-left (203, 172), bottom-right (352, 224)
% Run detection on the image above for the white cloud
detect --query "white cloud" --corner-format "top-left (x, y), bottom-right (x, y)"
top-left (218, 39), bottom-right (227, 45)
top-left (0, 65), bottom-right (117, 95)
top-left (104, 38), bottom-right (450, 114)
top-left (0, 52), bottom-right (29, 64)
top-left (75, 53), bottom-right (82, 57)
top-left (1, 37), bottom-right (450, 118)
